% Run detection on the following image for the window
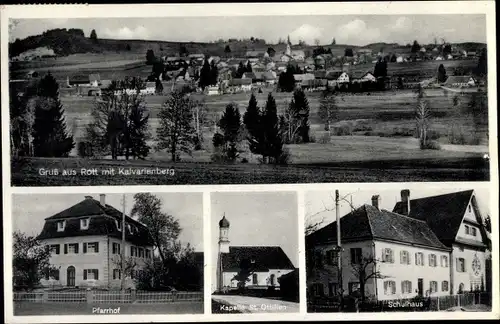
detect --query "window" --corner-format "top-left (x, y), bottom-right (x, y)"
top-left (83, 242), bottom-right (99, 254)
top-left (49, 244), bottom-right (60, 255)
top-left (400, 250), bottom-right (410, 265)
top-left (131, 246), bottom-right (137, 257)
top-left (80, 218), bottom-right (90, 230)
top-left (146, 249), bottom-right (152, 259)
top-left (401, 280), bottom-right (412, 294)
top-left (350, 248), bottom-right (362, 264)
top-left (252, 273), bottom-right (258, 285)
top-left (465, 225), bottom-right (470, 235)
top-left (468, 205), bottom-right (472, 213)
top-left (65, 243), bottom-right (79, 254)
top-left (115, 220), bottom-right (122, 231)
top-left (315, 250), bottom-right (324, 267)
top-left (442, 281), bottom-right (449, 292)
top-left (429, 281), bottom-right (438, 293)
top-left (441, 255), bottom-right (449, 267)
top-left (348, 282), bottom-right (360, 295)
top-left (57, 221), bottom-right (66, 232)
top-left (84, 269), bottom-right (99, 280)
top-left (382, 248), bottom-right (394, 263)
top-left (429, 254), bottom-right (437, 267)
top-left (312, 283), bottom-right (324, 297)
top-left (471, 228), bottom-right (477, 237)
top-left (138, 248), bottom-right (144, 258)
top-left (384, 281), bottom-right (396, 295)
top-left (415, 252), bottom-right (424, 266)
top-left (113, 269), bottom-right (121, 280)
top-left (326, 250), bottom-right (339, 266)
top-left (112, 243), bottom-right (120, 254)
top-left (457, 258), bottom-right (466, 272)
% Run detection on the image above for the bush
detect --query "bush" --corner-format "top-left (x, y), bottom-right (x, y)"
top-left (77, 141), bottom-right (92, 157)
top-left (332, 124), bottom-right (353, 136)
top-left (277, 148), bottom-right (291, 165)
top-left (240, 158), bottom-right (249, 163)
top-left (420, 140), bottom-right (441, 150)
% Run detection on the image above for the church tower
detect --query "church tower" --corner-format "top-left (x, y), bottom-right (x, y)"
top-left (217, 215), bottom-right (230, 291)
top-left (285, 43), bottom-right (292, 56)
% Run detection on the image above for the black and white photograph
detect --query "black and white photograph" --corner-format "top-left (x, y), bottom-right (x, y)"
top-left (6, 12), bottom-right (491, 186)
top-left (305, 187), bottom-right (493, 312)
top-left (211, 191), bottom-right (300, 313)
top-left (10, 192), bottom-right (204, 315)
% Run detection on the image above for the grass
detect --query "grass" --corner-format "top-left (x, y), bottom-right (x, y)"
top-left (11, 153), bottom-right (489, 186)
top-left (13, 301), bottom-right (203, 315)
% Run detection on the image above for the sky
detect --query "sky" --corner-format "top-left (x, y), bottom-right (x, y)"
top-left (305, 186), bottom-right (491, 233)
top-left (211, 191), bottom-right (298, 292)
top-left (10, 14), bottom-right (486, 46)
top-left (11, 192), bottom-right (204, 252)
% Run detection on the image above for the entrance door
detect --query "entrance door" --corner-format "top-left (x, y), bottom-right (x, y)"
top-left (417, 278), bottom-right (424, 296)
top-left (67, 266), bottom-right (76, 287)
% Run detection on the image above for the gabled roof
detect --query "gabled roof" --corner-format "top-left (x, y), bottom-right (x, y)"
top-left (262, 71), bottom-right (276, 80)
top-left (307, 204), bottom-right (448, 250)
top-left (444, 76), bottom-right (475, 84)
top-left (293, 73), bottom-right (315, 82)
top-left (229, 78), bottom-right (252, 86)
top-left (393, 190), bottom-right (477, 247)
top-left (242, 72), bottom-right (257, 80)
top-left (38, 196), bottom-right (154, 246)
top-left (221, 246), bottom-right (295, 272)
top-left (89, 74), bottom-right (100, 83)
top-left (245, 51), bottom-right (266, 58)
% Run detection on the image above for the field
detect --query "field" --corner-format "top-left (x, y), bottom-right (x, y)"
top-left (13, 301), bottom-right (203, 315)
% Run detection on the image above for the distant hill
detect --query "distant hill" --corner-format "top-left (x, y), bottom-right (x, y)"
top-left (9, 28), bottom-right (487, 59)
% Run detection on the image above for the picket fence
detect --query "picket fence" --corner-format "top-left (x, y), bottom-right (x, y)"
top-left (13, 290), bottom-right (203, 304)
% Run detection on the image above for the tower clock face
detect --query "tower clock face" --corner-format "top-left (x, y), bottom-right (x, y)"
top-left (472, 255), bottom-right (481, 276)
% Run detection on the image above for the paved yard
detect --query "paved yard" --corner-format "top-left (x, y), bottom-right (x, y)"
top-left (13, 301), bottom-right (203, 315)
top-left (212, 296), bottom-right (299, 313)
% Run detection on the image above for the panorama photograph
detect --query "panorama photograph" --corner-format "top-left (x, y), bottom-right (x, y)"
top-left (7, 14), bottom-right (490, 185)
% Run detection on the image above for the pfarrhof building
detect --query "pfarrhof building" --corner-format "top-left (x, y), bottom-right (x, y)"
top-left (306, 190), bottom-right (490, 301)
top-left (216, 215), bottom-right (296, 291)
top-left (37, 194), bottom-right (154, 289)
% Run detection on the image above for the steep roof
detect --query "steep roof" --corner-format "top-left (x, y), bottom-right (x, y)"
top-left (89, 74), bottom-right (100, 83)
top-left (393, 190), bottom-right (475, 247)
top-left (444, 76), bottom-right (475, 84)
top-left (221, 246), bottom-right (295, 272)
top-left (307, 204), bottom-right (448, 250)
top-left (37, 196), bottom-right (154, 246)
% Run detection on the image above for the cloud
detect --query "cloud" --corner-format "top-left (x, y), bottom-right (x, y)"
top-left (391, 17), bottom-right (412, 31)
top-left (289, 24), bottom-right (324, 45)
top-left (444, 28), bottom-right (456, 33)
top-left (335, 19), bottom-right (381, 45)
top-left (101, 25), bottom-right (150, 40)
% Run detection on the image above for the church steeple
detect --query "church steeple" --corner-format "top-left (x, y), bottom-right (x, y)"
top-left (218, 214), bottom-right (230, 253)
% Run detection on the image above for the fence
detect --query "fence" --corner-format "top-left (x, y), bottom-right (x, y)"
top-left (14, 290), bottom-right (203, 304)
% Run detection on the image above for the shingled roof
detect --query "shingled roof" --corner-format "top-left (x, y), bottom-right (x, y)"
top-left (393, 190), bottom-right (477, 247)
top-left (221, 246), bottom-right (295, 272)
top-left (306, 204), bottom-right (448, 250)
top-left (37, 196), bottom-right (154, 246)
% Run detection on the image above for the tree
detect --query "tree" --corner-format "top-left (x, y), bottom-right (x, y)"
top-left (246, 61), bottom-right (253, 73)
top-left (10, 82), bottom-right (36, 157)
top-left (13, 231), bottom-right (55, 291)
top-left (351, 256), bottom-right (387, 301)
top-left (217, 103), bottom-right (242, 161)
top-left (415, 86), bottom-right (432, 149)
top-left (237, 61), bottom-right (246, 78)
top-left (267, 47), bottom-right (276, 57)
top-left (373, 57), bottom-right (388, 78)
top-left (152, 61), bottom-right (164, 80)
top-left (262, 93), bottom-right (284, 164)
top-left (224, 45), bottom-right (231, 57)
top-left (344, 48), bottom-right (354, 57)
top-left (443, 44), bottom-right (452, 56)
top-left (179, 44), bottom-right (188, 57)
top-left (210, 60), bottom-right (219, 86)
top-left (127, 104), bottom-right (151, 159)
top-left (287, 35), bottom-right (291, 45)
top-left (390, 54), bottom-right (397, 63)
top-left (199, 59), bottom-right (211, 90)
top-left (156, 90), bottom-right (197, 161)
top-left (90, 29), bottom-right (98, 43)
top-left (289, 88), bottom-right (310, 143)
top-left (277, 65), bottom-right (296, 92)
top-left (318, 91), bottom-right (338, 132)
top-left (32, 73), bottom-right (74, 157)
top-left (126, 44), bottom-right (131, 51)
top-left (232, 258), bottom-right (256, 290)
top-left (331, 38), bottom-right (336, 45)
top-left (155, 79), bottom-right (164, 95)
top-left (437, 64), bottom-right (447, 83)
top-left (411, 40), bottom-right (421, 53)
top-left (477, 47), bottom-right (487, 76)
top-left (146, 49), bottom-right (156, 65)
top-left (314, 39), bottom-right (321, 46)
top-left (243, 93), bottom-right (264, 157)
top-left (465, 89), bottom-right (488, 129)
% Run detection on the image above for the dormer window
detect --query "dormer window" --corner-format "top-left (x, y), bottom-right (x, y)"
top-left (127, 224), bottom-right (133, 234)
top-left (468, 205), bottom-right (472, 213)
top-left (57, 221), bottom-right (66, 232)
top-left (115, 220), bottom-right (122, 231)
top-left (80, 218), bottom-right (90, 230)
top-left (251, 259), bottom-right (256, 264)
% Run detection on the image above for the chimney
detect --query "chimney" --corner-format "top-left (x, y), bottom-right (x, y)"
top-left (371, 195), bottom-right (381, 210)
top-left (400, 189), bottom-right (410, 215)
top-left (99, 194), bottom-right (106, 206)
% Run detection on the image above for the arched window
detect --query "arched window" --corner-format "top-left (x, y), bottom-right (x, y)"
top-left (458, 283), bottom-right (465, 294)
top-left (270, 274), bottom-right (276, 286)
top-left (252, 273), bottom-right (258, 285)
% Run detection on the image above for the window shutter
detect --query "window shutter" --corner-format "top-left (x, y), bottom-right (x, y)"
top-left (407, 252), bottom-right (411, 265)
top-left (64, 244), bottom-right (68, 254)
top-left (96, 270), bottom-right (99, 280)
top-left (56, 245), bottom-right (60, 254)
top-left (95, 242), bottom-right (99, 253)
top-left (83, 269), bottom-right (87, 280)
top-left (392, 282), bottom-right (396, 294)
top-left (75, 244), bottom-right (79, 254)
top-left (390, 249), bottom-right (394, 263)
top-left (83, 243), bottom-right (87, 253)
top-left (381, 249), bottom-right (385, 261)
top-left (400, 251), bottom-right (404, 264)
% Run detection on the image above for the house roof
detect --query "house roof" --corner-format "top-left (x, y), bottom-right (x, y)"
top-left (89, 74), bottom-right (100, 82)
top-left (314, 70), bottom-right (327, 79)
top-left (393, 190), bottom-right (476, 247)
top-left (221, 246), bottom-right (295, 272)
top-left (229, 78), bottom-right (252, 86)
top-left (307, 204), bottom-right (448, 250)
top-left (293, 73), bottom-right (315, 82)
top-left (262, 71), bottom-right (276, 80)
top-left (145, 81), bottom-right (156, 88)
top-left (444, 76), bottom-right (475, 84)
top-left (37, 196), bottom-right (154, 246)
top-left (246, 51), bottom-right (266, 58)
top-left (242, 72), bottom-right (257, 80)
top-left (325, 70), bottom-right (343, 80)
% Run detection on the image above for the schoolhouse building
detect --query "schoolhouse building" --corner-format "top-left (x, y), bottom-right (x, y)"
top-left (37, 194), bottom-right (154, 289)
top-left (216, 215), bottom-right (296, 292)
top-left (306, 190), bottom-right (489, 301)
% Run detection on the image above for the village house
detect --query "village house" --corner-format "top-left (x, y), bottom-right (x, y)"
top-left (293, 73), bottom-right (315, 87)
top-left (89, 74), bottom-right (101, 87)
top-left (306, 190), bottom-right (489, 301)
top-left (139, 82), bottom-right (156, 95)
top-left (227, 78), bottom-right (252, 93)
top-left (37, 194), bottom-right (154, 289)
top-left (444, 76), bottom-right (477, 88)
top-left (216, 216), bottom-right (296, 292)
